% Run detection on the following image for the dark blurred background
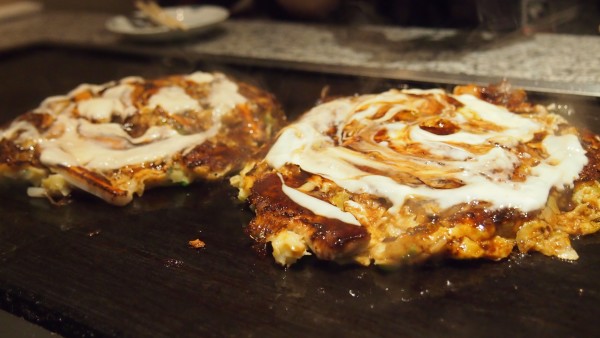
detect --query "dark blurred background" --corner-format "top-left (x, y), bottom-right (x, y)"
top-left (13, 0), bottom-right (600, 34)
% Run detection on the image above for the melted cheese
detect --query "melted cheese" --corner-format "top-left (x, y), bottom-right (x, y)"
top-left (266, 90), bottom-right (588, 213)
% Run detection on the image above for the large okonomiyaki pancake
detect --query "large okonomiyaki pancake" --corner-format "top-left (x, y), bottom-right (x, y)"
top-left (0, 71), bottom-right (285, 206)
top-left (232, 82), bottom-right (600, 267)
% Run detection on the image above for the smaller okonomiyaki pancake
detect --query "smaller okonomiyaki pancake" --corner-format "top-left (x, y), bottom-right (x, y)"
top-left (232, 83), bottom-right (600, 267)
top-left (0, 71), bottom-right (285, 206)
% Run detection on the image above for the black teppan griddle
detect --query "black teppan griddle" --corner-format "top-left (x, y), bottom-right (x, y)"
top-left (0, 46), bottom-right (599, 338)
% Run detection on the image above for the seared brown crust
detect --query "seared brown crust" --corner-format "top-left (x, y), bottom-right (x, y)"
top-left (578, 130), bottom-right (600, 182)
top-left (183, 141), bottom-right (240, 178)
top-left (15, 111), bottom-right (55, 130)
top-left (53, 165), bottom-right (130, 206)
top-left (248, 172), bottom-right (370, 261)
top-left (245, 163), bottom-right (528, 265)
top-left (0, 112), bottom-right (54, 169)
top-left (453, 81), bottom-right (534, 113)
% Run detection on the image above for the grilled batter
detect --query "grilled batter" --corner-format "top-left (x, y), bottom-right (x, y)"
top-left (232, 83), bottom-right (600, 267)
top-left (0, 71), bottom-right (285, 205)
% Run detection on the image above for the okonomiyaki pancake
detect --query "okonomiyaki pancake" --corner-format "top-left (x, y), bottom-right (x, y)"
top-left (0, 71), bottom-right (285, 205)
top-left (232, 83), bottom-right (600, 267)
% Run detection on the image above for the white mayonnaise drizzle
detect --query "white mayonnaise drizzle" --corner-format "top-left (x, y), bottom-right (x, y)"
top-left (1, 71), bottom-right (247, 174)
top-left (77, 98), bottom-right (124, 122)
top-left (75, 83), bottom-right (136, 122)
top-left (148, 86), bottom-right (200, 115)
top-left (266, 89), bottom-right (588, 214)
top-left (186, 72), bottom-right (214, 84)
top-left (3, 121), bottom-right (40, 142)
top-left (39, 115), bottom-right (219, 170)
top-left (208, 75), bottom-right (247, 110)
top-left (277, 174), bottom-right (361, 226)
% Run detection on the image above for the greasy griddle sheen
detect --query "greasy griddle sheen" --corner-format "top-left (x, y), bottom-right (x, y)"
top-left (233, 83), bottom-right (600, 267)
top-left (0, 72), bottom-right (285, 205)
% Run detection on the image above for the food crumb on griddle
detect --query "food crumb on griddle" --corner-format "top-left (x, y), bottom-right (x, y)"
top-left (188, 238), bottom-right (206, 249)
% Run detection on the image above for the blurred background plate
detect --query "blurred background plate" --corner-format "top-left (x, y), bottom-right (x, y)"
top-left (105, 5), bottom-right (228, 41)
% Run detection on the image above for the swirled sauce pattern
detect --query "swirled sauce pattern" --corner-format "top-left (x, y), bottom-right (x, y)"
top-left (267, 89), bottom-right (586, 214)
top-left (237, 84), bottom-right (599, 267)
top-left (1, 72), bottom-right (284, 205)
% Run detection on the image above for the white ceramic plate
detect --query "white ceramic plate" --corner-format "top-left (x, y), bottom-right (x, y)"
top-left (106, 5), bottom-right (229, 41)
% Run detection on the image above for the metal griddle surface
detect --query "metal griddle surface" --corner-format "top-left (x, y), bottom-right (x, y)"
top-left (0, 46), bottom-right (599, 338)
